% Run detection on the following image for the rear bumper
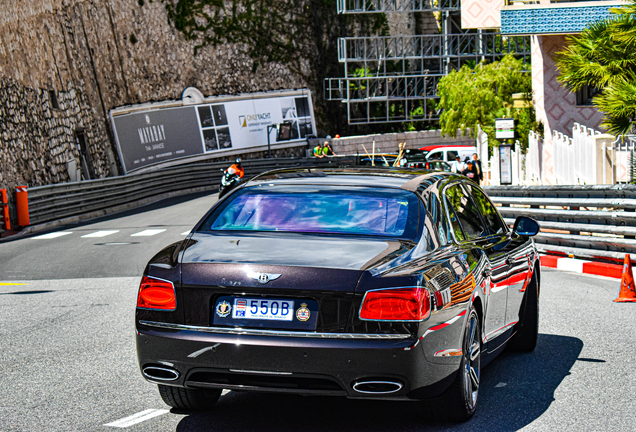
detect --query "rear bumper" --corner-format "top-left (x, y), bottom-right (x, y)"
top-left (136, 321), bottom-right (459, 400)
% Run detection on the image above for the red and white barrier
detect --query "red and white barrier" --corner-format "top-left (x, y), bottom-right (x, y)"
top-left (540, 254), bottom-right (636, 280)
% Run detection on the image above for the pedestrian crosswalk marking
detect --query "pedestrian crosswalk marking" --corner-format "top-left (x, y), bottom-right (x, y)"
top-left (130, 229), bottom-right (167, 237)
top-left (81, 230), bottom-right (120, 238)
top-left (32, 232), bottom-right (73, 239)
top-left (181, 231), bottom-right (191, 236)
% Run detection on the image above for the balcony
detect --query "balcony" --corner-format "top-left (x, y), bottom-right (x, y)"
top-left (501, 1), bottom-right (627, 35)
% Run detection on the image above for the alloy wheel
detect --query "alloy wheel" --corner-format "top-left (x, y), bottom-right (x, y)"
top-left (463, 312), bottom-right (480, 410)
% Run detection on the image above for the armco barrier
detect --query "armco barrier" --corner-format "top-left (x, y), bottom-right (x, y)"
top-left (25, 157), bottom-right (355, 226)
top-left (484, 184), bottom-right (636, 262)
top-left (16, 163), bottom-right (636, 264)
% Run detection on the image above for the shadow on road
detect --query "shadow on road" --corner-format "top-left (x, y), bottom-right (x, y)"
top-left (173, 334), bottom-right (583, 432)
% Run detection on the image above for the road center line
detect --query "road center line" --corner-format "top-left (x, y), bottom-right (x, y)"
top-left (131, 229), bottom-right (167, 237)
top-left (104, 409), bottom-right (169, 428)
top-left (81, 230), bottom-right (120, 238)
top-left (32, 232), bottom-right (73, 239)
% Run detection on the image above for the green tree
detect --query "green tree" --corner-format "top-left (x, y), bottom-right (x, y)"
top-left (436, 54), bottom-right (536, 152)
top-left (555, 1), bottom-right (636, 136)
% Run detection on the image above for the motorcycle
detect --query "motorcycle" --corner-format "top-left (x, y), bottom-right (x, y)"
top-left (218, 167), bottom-right (241, 199)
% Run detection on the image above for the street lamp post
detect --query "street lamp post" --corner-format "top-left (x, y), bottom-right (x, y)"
top-left (266, 124), bottom-right (277, 158)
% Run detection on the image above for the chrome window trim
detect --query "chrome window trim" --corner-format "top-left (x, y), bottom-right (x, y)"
top-left (139, 320), bottom-right (411, 340)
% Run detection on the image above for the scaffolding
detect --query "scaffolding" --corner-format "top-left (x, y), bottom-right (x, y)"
top-left (337, 33), bottom-right (532, 76)
top-left (337, 0), bottom-right (460, 14)
top-left (325, 7), bottom-right (532, 124)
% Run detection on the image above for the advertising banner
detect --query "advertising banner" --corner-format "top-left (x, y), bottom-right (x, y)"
top-left (499, 145), bottom-right (512, 185)
top-left (111, 91), bottom-right (315, 173)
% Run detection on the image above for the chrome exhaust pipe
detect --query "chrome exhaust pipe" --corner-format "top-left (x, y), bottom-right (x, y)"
top-left (352, 380), bottom-right (403, 394)
top-left (142, 366), bottom-right (180, 381)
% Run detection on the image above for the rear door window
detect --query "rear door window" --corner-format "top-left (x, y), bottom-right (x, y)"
top-left (445, 183), bottom-right (487, 240)
top-left (446, 150), bottom-right (458, 161)
top-left (464, 184), bottom-right (508, 235)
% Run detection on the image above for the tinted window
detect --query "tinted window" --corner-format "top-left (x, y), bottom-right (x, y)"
top-left (465, 184), bottom-right (507, 234)
top-left (445, 183), bottom-right (486, 240)
top-left (444, 197), bottom-right (465, 242)
top-left (199, 185), bottom-right (419, 239)
top-left (447, 150), bottom-right (458, 161)
top-left (430, 195), bottom-right (452, 245)
top-left (407, 153), bottom-right (427, 162)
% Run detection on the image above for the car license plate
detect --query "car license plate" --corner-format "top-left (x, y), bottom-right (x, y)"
top-left (232, 298), bottom-right (295, 321)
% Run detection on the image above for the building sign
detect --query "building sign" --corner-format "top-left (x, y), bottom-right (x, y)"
top-left (110, 90), bottom-right (315, 173)
top-left (495, 118), bottom-right (515, 140)
top-left (499, 145), bottom-right (512, 185)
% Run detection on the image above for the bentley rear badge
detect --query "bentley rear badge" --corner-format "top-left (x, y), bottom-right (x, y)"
top-left (250, 272), bottom-right (282, 285)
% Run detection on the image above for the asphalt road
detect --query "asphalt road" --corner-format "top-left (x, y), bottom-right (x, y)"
top-left (1, 191), bottom-right (634, 431)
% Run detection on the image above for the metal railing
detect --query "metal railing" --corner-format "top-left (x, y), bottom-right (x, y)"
top-left (25, 157), bottom-right (354, 226)
top-left (18, 162), bottom-right (636, 264)
top-left (484, 184), bottom-right (636, 261)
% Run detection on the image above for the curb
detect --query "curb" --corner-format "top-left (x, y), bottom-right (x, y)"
top-left (540, 254), bottom-right (633, 280)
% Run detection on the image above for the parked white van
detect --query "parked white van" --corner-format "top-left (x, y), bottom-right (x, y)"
top-left (421, 145), bottom-right (477, 164)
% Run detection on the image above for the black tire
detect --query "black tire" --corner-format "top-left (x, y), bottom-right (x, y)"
top-left (438, 308), bottom-right (481, 422)
top-left (158, 385), bottom-right (221, 411)
top-left (507, 266), bottom-right (539, 352)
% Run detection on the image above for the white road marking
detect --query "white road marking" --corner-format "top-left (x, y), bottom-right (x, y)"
top-left (130, 229), bottom-right (166, 237)
top-left (557, 258), bottom-right (584, 274)
top-left (222, 389), bottom-right (231, 395)
top-left (32, 232), bottom-right (73, 239)
top-left (495, 382), bottom-right (507, 388)
top-left (181, 231), bottom-right (191, 236)
top-left (104, 409), bottom-right (169, 428)
top-left (81, 230), bottom-right (120, 238)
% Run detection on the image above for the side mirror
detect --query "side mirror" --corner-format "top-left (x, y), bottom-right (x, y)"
top-left (513, 216), bottom-right (540, 237)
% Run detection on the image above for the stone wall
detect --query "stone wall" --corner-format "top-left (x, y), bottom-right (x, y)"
top-left (0, 1), bottom-right (452, 230)
top-left (0, 0), bottom-right (307, 192)
top-left (330, 129), bottom-right (474, 155)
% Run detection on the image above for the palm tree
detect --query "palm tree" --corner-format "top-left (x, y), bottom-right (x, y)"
top-left (555, 1), bottom-right (636, 136)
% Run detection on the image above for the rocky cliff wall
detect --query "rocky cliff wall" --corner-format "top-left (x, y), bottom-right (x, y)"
top-left (0, 0), bottom-right (307, 192)
top-left (0, 0), bottom-right (451, 230)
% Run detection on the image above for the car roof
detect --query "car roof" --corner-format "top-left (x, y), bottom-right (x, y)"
top-left (248, 167), bottom-right (455, 191)
top-left (419, 144), bottom-right (475, 152)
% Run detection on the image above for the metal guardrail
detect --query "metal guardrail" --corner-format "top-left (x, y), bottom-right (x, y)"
top-left (19, 164), bottom-right (636, 264)
top-left (484, 184), bottom-right (636, 262)
top-left (26, 157), bottom-right (355, 226)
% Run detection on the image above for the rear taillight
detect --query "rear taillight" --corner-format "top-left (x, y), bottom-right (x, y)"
top-left (137, 276), bottom-right (176, 310)
top-left (359, 287), bottom-right (431, 321)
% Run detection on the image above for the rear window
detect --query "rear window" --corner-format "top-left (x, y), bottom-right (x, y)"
top-left (199, 185), bottom-right (420, 238)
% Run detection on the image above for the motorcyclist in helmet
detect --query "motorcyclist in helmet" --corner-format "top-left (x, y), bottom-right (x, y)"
top-left (226, 158), bottom-right (245, 181)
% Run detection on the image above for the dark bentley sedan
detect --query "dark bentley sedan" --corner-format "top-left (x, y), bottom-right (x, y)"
top-left (136, 167), bottom-right (540, 421)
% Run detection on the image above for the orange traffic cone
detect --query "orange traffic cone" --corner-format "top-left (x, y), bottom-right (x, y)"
top-left (614, 255), bottom-right (636, 303)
